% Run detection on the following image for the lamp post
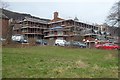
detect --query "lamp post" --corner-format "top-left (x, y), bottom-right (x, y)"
top-left (83, 39), bottom-right (85, 42)
top-left (95, 39), bottom-right (98, 45)
top-left (86, 40), bottom-right (90, 48)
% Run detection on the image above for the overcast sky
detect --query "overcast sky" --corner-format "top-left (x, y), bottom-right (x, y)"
top-left (3, 0), bottom-right (118, 24)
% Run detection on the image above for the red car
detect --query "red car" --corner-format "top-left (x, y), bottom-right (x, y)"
top-left (95, 43), bottom-right (120, 50)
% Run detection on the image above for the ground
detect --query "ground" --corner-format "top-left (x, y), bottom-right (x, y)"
top-left (2, 46), bottom-right (118, 78)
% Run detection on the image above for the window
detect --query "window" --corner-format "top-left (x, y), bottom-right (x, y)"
top-left (57, 31), bottom-right (63, 35)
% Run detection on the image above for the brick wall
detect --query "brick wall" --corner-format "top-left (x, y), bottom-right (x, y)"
top-left (0, 18), bottom-right (9, 38)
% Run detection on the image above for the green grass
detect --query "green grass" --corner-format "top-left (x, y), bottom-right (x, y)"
top-left (2, 46), bottom-right (118, 78)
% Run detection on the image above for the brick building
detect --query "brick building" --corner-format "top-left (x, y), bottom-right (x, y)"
top-left (44, 12), bottom-right (98, 41)
top-left (1, 8), bottom-right (50, 40)
top-left (1, 9), bottom-right (100, 43)
top-left (0, 13), bottom-right (9, 39)
top-left (13, 17), bottom-right (49, 39)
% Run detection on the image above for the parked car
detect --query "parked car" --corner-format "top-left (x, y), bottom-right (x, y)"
top-left (20, 39), bottom-right (28, 43)
top-left (0, 37), bottom-right (6, 42)
top-left (12, 34), bottom-right (24, 42)
top-left (65, 41), bottom-right (71, 46)
top-left (95, 43), bottom-right (120, 50)
top-left (95, 44), bottom-right (103, 49)
top-left (71, 41), bottom-right (87, 48)
top-left (55, 39), bottom-right (67, 46)
top-left (36, 39), bottom-right (47, 45)
top-left (12, 34), bottom-right (28, 43)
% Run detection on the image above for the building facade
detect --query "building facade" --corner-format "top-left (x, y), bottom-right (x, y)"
top-left (0, 13), bottom-right (9, 39)
top-left (12, 11), bottom-right (99, 42)
top-left (1, 9), bottom-right (104, 43)
top-left (13, 17), bottom-right (49, 40)
top-left (44, 12), bottom-right (98, 41)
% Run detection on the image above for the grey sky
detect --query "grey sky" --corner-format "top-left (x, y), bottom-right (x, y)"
top-left (6, 0), bottom-right (117, 24)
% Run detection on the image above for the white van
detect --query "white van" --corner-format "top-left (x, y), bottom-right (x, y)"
top-left (12, 34), bottom-right (28, 43)
top-left (55, 39), bottom-right (67, 46)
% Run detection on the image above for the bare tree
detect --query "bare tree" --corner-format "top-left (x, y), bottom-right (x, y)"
top-left (106, 1), bottom-right (120, 27)
top-left (106, 1), bottom-right (120, 44)
top-left (0, 0), bottom-right (9, 9)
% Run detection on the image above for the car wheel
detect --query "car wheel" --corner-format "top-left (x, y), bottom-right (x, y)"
top-left (114, 48), bottom-right (117, 50)
top-left (57, 44), bottom-right (59, 46)
top-left (80, 46), bottom-right (83, 48)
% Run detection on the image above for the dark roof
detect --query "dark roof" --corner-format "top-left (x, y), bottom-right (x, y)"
top-left (23, 17), bottom-right (49, 24)
top-left (0, 13), bottom-right (9, 19)
top-left (49, 19), bottom-right (96, 27)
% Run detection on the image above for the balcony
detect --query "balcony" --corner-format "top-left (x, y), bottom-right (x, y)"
top-left (44, 30), bottom-right (49, 32)
top-left (22, 31), bottom-right (42, 35)
top-left (64, 26), bottom-right (73, 28)
top-left (44, 33), bottom-right (71, 38)
top-left (21, 26), bottom-right (43, 29)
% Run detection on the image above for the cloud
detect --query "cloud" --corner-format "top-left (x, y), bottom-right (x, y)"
top-left (3, 0), bottom-right (117, 3)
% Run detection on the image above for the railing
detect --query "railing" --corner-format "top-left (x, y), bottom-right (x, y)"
top-left (21, 26), bottom-right (44, 29)
top-left (22, 32), bottom-right (42, 34)
top-left (44, 29), bottom-right (71, 33)
top-left (44, 33), bottom-right (71, 37)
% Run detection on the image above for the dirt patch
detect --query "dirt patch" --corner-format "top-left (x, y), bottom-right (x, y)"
top-left (104, 54), bottom-right (117, 60)
top-left (92, 64), bottom-right (99, 71)
top-left (53, 67), bottom-right (66, 74)
top-left (75, 60), bottom-right (88, 68)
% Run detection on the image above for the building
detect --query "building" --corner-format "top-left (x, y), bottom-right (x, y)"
top-left (0, 13), bottom-right (9, 39)
top-left (50, 12), bottom-right (64, 22)
top-left (1, 8), bottom-right (50, 41)
top-left (1, 9), bottom-right (102, 44)
top-left (96, 24), bottom-right (119, 43)
top-left (44, 12), bottom-right (98, 41)
top-left (13, 17), bottom-right (49, 40)
top-left (11, 11), bottom-right (99, 42)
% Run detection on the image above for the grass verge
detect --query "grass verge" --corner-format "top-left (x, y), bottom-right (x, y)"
top-left (2, 46), bottom-right (118, 78)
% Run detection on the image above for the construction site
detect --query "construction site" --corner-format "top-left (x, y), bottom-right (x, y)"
top-left (0, 8), bottom-right (119, 47)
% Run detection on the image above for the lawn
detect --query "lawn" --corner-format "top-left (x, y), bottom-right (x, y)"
top-left (2, 46), bottom-right (118, 78)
